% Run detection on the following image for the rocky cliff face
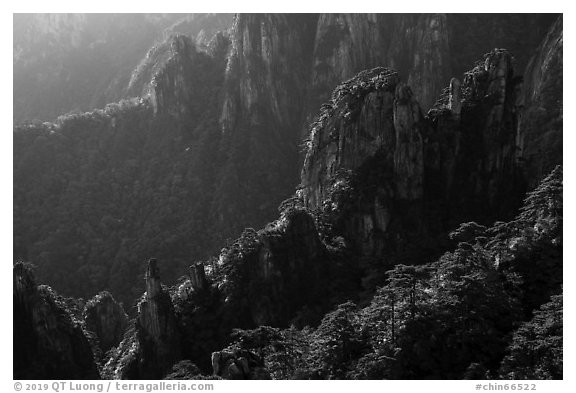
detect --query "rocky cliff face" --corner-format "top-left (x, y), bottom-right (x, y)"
top-left (446, 14), bottom-right (558, 79)
top-left (149, 35), bottom-right (199, 117)
top-left (302, 68), bottom-right (423, 209)
top-left (211, 348), bottom-right (269, 379)
top-left (208, 13), bottom-right (558, 261)
top-left (106, 227), bottom-right (329, 378)
top-left (452, 50), bottom-right (522, 207)
top-left (300, 48), bottom-right (532, 276)
top-left (147, 34), bottom-right (230, 120)
top-left (220, 14), bottom-right (318, 135)
top-left (13, 14), bottom-right (562, 380)
top-left (309, 14), bottom-right (556, 116)
top-left (14, 14), bottom-right (560, 306)
top-left (13, 263), bottom-right (100, 379)
top-left (217, 209), bottom-right (331, 327)
top-left (83, 291), bottom-right (129, 353)
top-left (128, 31), bottom-right (230, 100)
top-left (297, 13), bottom-right (562, 284)
top-left (516, 16), bottom-right (563, 189)
top-left (157, 206), bottom-right (354, 375)
top-left (212, 14), bottom-right (319, 234)
top-left (311, 14), bottom-right (451, 113)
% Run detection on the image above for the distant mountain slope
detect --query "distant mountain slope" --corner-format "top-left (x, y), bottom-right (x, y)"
top-left (14, 35), bottom-right (229, 304)
top-left (13, 13), bottom-right (233, 122)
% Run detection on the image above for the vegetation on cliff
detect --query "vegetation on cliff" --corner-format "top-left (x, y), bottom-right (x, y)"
top-left (223, 166), bottom-right (562, 379)
top-left (13, 14), bottom-right (562, 380)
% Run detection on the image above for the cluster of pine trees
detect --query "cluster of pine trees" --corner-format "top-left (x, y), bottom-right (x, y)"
top-left (210, 167), bottom-right (562, 379)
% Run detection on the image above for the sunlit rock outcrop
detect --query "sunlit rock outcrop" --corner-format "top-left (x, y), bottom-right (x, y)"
top-left (301, 49), bottom-right (529, 272)
top-left (83, 291), bottom-right (129, 353)
top-left (211, 348), bottom-right (270, 379)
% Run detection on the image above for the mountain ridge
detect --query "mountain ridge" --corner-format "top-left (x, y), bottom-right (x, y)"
top-left (13, 13), bottom-right (563, 380)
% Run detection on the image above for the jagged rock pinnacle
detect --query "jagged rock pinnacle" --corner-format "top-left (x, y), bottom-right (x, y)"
top-left (145, 258), bottom-right (161, 299)
top-left (136, 258), bottom-right (182, 378)
top-left (189, 263), bottom-right (208, 291)
top-left (448, 78), bottom-right (462, 116)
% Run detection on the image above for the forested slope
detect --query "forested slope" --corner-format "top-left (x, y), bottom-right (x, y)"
top-left (13, 14), bottom-right (562, 380)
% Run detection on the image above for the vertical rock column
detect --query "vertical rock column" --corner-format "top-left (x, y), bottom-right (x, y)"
top-left (393, 83), bottom-right (425, 200)
top-left (480, 50), bottom-right (522, 207)
top-left (448, 78), bottom-right (462, 117)
top-left (189, 263), bottom-right (208, 291)
top-left (136, 258), bottom-right (182, 379)
top-left (407, 14), bottom-right (452, 111)
top-left (149, 35), bottom-right (196, 117)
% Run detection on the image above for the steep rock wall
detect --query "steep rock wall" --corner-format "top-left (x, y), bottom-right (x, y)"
top-left (212, 14), bottom-right (319, 235)
top-left (14, 18), bottom-right (562, 372)
top-left (14, 14), bottom-right (559, 307)
top-left (301, 49), bottom-right (528, 275)
top-left (301, 68), bottom-right (425, 209)
top-left (311, 14), bottom-right (451, 113)
top-left (220, 14), bottom-right (318, 135)
top-left (13, 263), bottom-right (100, 379)
top-left (98, 18), bottom-right (562, 377)
top-left (217, 209), bottom-right (329, 327)
top-left (149, 34), bottom-right (230, 121)
top-left (309, 13), bottom-right (557, 117)
top-left (516, 16), bottom-right (563, 188)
